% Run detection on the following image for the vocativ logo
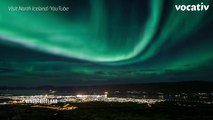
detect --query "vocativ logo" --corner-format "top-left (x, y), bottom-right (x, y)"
top-left (175, 2), bottom-right (210, 11)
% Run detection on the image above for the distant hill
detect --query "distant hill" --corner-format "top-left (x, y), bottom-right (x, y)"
top-left (0, 81), bottom-right (213, 94)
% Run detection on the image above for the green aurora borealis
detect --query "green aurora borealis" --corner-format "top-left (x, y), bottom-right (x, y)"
top-left (0, 0), bottom-right (213, 86)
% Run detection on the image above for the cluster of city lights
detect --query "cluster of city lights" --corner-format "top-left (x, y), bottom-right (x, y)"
top-left (0, 93), bottom-right (164, 105)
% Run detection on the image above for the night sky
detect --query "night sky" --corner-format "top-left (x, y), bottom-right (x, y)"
top-left (0, 0), bottom-right (213, 86)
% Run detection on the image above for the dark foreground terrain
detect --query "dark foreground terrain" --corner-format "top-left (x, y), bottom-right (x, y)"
top-left (0, 102), bottom-right (213, 120)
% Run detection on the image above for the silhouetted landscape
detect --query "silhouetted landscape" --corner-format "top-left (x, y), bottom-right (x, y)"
top-left (0, 81), bottom-right (213, 120)
top-left (1, 81), bottom-right (213, 94)
top-left (1, 102), bottom-right (213, 120)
